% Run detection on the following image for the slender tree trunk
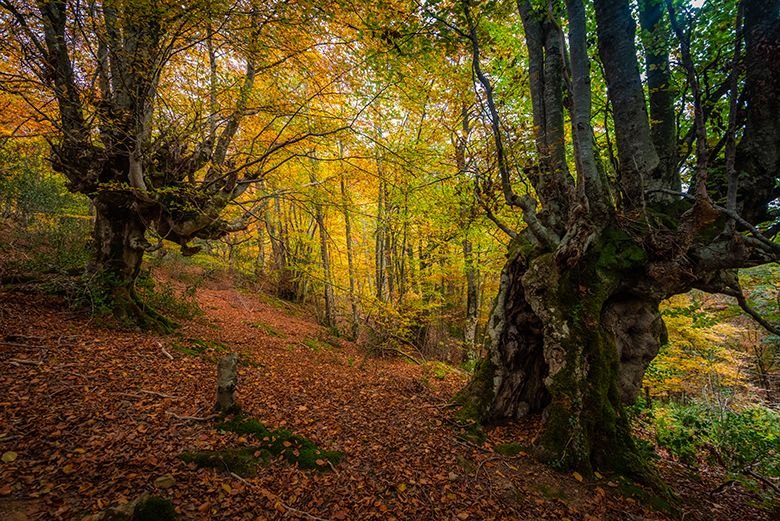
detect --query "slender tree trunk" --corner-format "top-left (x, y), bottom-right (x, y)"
top-left (311, 166), bottom-right (336, 328)
top-left (375, 175), bottom-right (387, 302)
top-left (255, 223), bottom-right (266, 277)
top-left (463, 238), bottom-right (479, 351)
top-left (340, 166), bottom-right (360, 340)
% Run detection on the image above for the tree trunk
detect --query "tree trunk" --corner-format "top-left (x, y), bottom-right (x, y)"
top-left (463, 238), bottom-right (479, 352)
top-left (340, 168), bottom-right (360, 340)
top-left (91, 195), bottom-right (173, 332)
top-left (375, 175), bottom-right (387, 302)
top-left (215, 353), bottom-right (239, 414)
top-left (460, 230), bottom-right (666, 477)
top-left (315, 198), bottom-right (336, 329)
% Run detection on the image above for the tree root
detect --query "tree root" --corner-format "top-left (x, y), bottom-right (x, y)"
top-left (113, 287), bottom-right (177, 334)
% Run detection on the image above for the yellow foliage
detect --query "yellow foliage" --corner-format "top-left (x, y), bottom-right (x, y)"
top-left (644, 293), bottom-right (751, 401)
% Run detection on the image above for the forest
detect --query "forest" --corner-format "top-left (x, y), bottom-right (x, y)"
top-left (0, 0), bottom-right (778, 519)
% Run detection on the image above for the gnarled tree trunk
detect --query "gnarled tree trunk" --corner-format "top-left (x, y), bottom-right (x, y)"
top-left (462, 230), bottom-right (666, 476)
top-left (91, 194), bottom-right (173, 332)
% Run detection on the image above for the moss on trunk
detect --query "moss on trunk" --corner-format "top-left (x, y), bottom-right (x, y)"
top-left (91, 195), bottom-right (175, 333)
top-left (459, 227), bottom-right (668, 486)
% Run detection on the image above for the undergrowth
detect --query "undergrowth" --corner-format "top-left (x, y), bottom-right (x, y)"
top-left (631, 397), bottom-right (780, 504)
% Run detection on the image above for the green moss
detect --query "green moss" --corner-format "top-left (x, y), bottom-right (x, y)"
top-left (216, 416), bottom-right (342, 471)
top-left (302, 338), bottom-right (333, 352)
top-left (180, 447), bottom-right (265, 477)
top-left (537, 483), bottom-right (567, 500)
top-left (132, 496), bottom-right (176, 521)
top-left (619, 479), bottom-right (675, 515)
top-left (423, 361), bottom-right (455, 380)
top-left (191, 338), bottom-right (227, 352)
top-left (457, 455), bottom-right (476, 473)
top-left (454, 358), bottom-right (496, 424)
top-left (596, 228), bottom-right (647, 273)
top-left (171, 343), bottom-right (200, 357)
top-left (170, 338), bottom-right (228, 358)
top-left (507, 234), bottom-right (537, 261)
top-left (495, 442), bottom-right (526, 457)
top-left (248, 321), bottom-right (285, 338)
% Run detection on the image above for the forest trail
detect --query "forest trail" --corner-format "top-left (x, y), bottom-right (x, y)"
top-left (0, 278), bottom-right (768, 520)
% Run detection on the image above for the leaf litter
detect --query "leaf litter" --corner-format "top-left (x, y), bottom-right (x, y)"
top-left (0, 279), bottom-right (773, 520)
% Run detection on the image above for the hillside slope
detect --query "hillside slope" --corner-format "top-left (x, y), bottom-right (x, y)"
top-left (0, 275), bottom-right (771, 520)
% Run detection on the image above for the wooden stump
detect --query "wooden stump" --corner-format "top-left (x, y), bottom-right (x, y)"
top-left (215, 353), bottom-right (239, 414)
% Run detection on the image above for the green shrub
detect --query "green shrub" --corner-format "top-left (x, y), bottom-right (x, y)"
top-left (649, 401), bottom-right (780, 477)
top-left (711, 406), bottom-right (780, 477)
top-left (652, 401), bottom-right (709, 465)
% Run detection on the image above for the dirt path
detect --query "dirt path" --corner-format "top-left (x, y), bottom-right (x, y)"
top-left (0, 282), bottom-right (769, 520)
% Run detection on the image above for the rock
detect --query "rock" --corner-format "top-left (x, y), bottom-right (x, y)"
top-left (153, 474), bottom-right (176, 490)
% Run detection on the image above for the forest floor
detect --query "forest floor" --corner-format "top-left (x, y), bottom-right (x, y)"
top-left (0, 267), bottom-right (775, 520)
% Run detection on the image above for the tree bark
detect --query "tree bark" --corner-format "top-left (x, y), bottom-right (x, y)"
top-left (638, 0), bottom-right (679, 193)
top-left (594, 0), bottom-right (660, 208)
top-left (462, 231), bottom-right (666, 477)
top-left (463, 238), bottom-right (479, 352)
top-left (91, 194), bottom-right (173, 332)
top-left (215, 353), bottom-right (239, 414)
top-left (340, 165), bottom-right (360, 340)
top-left (735, 0), bottom-right (779, 223)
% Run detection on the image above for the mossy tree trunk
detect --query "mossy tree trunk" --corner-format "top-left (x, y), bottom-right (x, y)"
top-left (459, 0), bottom-right (777, 480)
top-left (463, 230), bottom-right (666, 477)
top-left (91, 194), bottom-right (174, 333)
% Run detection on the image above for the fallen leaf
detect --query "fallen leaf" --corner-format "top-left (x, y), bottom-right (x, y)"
top-left (154, 474), bottom-right (176, 489)
top-left (2, 451), bottom-right (18, 463)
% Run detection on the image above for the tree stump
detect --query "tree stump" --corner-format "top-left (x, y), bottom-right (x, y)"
top-left (215, 353), bottom-right (239, 414)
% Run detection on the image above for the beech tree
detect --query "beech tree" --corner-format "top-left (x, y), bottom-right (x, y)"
top-left (0, 0), bottom-right (339, 329)
top-left (455, 0), bottom-right (779, 478)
